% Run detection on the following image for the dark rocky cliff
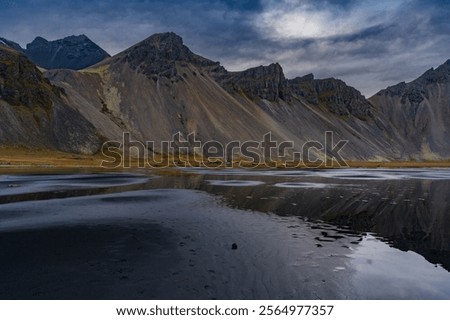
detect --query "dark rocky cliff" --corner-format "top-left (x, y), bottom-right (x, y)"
top-left (215, 63), bottom-right (289, 102)
top-left (289, 74), bottom-right (373, 120)
top-left (0, 45), bottom-right (102, 154)
top-left (369, 59), bottom-right (450, 160)
top-left (2, 32), bottom-right (450, 161)
top-left (111, 32), bottom-right (223, 79)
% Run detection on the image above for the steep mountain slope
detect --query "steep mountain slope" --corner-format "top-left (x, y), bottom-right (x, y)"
top-left (0, 44), bottom-right (101, 153)
top-left (289, 74), bottom-right (373, 120)
top-left (370, 60), bottom-right (450, 160)
top-left (46, 33), bottom-right (292, 150)
top-left (210, 59), bottom-right (393, 160)
top-left (46, 32), bottom-right (396, 161)
top-left (0, 37), bottom-right (25, 53)
top-left (25, 35), bottom-right (110, 70)
top-left (2, 32), bottom-right (449, 162)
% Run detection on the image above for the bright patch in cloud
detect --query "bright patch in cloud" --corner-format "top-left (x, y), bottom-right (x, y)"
top-left (254, 0), bottom-right (410, 40)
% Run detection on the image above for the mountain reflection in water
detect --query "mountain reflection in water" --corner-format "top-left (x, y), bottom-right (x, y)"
top-left (0, 168), bottom-right (449, 299)
top-left (158, 168), bottom-right (450, 272)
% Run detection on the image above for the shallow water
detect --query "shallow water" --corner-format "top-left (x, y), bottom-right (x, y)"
top-left (0, 168), bottom-right (450, 299)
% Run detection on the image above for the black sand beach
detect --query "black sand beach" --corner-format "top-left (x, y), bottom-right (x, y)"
top-left (1, 169), bottom-right (450, 299)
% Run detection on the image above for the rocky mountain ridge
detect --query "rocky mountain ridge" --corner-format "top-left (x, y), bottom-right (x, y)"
top-left (0, 44), bottom-right (101, 153)
top-left (289, 74), bottom-right (373, 120)
top-left (1, 32), bottom-right (449, 162)
top-left (0, 35), bottom-right (110, 70)
top-left (369, 59), bottom-right (450, 160)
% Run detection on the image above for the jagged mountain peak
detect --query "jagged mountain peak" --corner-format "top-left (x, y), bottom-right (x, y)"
top-left (28, 34), bottom-right (93, 47)
top-left (419, 59), bottom-right (450, 83)
top-left (120, 32), bottom-right (194, 63)
top-left (243, 62), bottom-right (284, 76)
top-left (214, 62), bottom-right (289, 102)
top-left (292, 73), bottom-right (314, 81)
top-left (3, 31), bottom-right (450, 161)
top-left (289, 74), bottom-right (373, 120)
top-left (28, 36), bottom-right (49, 45)
top-left (140, 32), bottom-right (184, 49)
top-left (111, 31), bottom-right (222, 79)
top-left (375, 58), bottom-right (450, 105)
top-left (25, 34), bottom-right (110, 70)
top-left (369, 58), bottom-right (450, 160)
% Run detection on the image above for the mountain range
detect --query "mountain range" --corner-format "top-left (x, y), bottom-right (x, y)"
top-left (1, 32), bottom-right (449, 162)
top-left (0, 35), bottom-right (110, 70)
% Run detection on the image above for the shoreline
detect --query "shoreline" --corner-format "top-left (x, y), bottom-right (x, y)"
top-left (2, 148), bottom-right (450, 171)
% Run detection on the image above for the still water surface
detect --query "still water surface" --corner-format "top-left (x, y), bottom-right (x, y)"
top-left (0, 168), bottom-right (449, 299)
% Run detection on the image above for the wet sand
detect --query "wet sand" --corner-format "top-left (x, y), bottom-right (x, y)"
top-left (1, 170), bottom-right (450, 299)
top-left (0, 188), bottom-right (355, 299)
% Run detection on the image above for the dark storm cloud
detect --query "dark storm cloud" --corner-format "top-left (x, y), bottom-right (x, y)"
top-left (0, 0), bottom-right (449, 96)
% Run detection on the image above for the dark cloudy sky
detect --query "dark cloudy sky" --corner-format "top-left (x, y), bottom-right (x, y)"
top-left (1, 0), bottom-right (449, 96)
